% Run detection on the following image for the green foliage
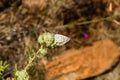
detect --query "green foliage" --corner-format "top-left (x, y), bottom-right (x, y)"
top-left (38, 32), bottom-right (54, 47)
top-left (0, 61), bottom-right (8, 76)
top-left (15, 70), bottom-right (29, 80)
top-left (0, 32), bottom-right (70, 80)
top-left (37, 32), bottom-right (56, 57)
top-left (13, 32), bottom-right (70, 80)
top-left (14, 32), bottom-right (55, 80)
top-left (39, 46), bottom-right (48, 56)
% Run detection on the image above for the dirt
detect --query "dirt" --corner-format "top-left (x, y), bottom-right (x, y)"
top-left (0, 0), bottom-right (120, 80)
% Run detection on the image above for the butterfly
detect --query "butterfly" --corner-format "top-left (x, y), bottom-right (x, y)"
top-left (54, 34), bottom-right (70, 46)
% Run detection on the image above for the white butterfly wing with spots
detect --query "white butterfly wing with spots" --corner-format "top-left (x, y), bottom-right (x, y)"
top-left (54, 34), bottom-right (70, 46)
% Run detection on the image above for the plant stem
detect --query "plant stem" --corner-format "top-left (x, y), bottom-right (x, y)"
top-left (64, 15), bottom-right (114, 27)
top-left (24, 47), bottom-right (42, 70)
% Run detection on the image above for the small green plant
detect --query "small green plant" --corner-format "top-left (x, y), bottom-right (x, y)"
top-left (14, 32), bottom-right (70, 80)
top-left (38, 32), bottom-right (54, 47)
top-left (0, 60), bottom-right (9, 79)
top-left (14, 69), bottom-right (29, 80)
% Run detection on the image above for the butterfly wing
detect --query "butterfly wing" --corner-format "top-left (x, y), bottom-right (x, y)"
top-left (54, 34), bottom-right (70, 46)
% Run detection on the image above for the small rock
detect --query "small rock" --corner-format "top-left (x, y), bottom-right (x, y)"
top-left (46, 39), bottom-right (120, 80)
